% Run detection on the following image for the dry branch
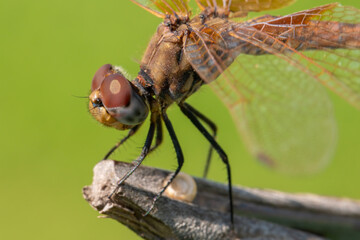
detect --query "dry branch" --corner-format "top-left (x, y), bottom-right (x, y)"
top-left (83, 160), bottom-right (360, 240)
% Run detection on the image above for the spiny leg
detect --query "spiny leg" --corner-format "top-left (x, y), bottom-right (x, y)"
top-left (108, 115), bottom-right (156, 199)
top-left (103, 125), bottom-right (141, 160)
top-left (144, 109), bottom-right (184, 216)
top-left (183, 103), bottom-right (217, 178)
top-left (149, 115), bottom-right (163, 153)
top-left (179, 103), bottom-right (234, 227)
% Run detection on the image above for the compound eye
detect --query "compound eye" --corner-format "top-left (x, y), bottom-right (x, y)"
top-left (99, 73), bottom-right (132, 109)
top-left (91, 64), bottom-right (113, 91)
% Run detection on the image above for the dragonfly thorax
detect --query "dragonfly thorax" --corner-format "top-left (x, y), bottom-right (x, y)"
top-left (138, 23), bottom-right (203, 106)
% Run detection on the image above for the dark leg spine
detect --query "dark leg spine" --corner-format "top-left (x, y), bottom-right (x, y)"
top-left (103, 125), bottom-right (141, 160)
top-left (179, 103), bottom-right (234, 226)
top-left (108, 116), bottom-right (156, 199)
top-left (149, 115), bottom-right (163, 153)
top-left (183, 103), bottom-right (217, 178)
top-left (144, 109), bottom-right (184, 216)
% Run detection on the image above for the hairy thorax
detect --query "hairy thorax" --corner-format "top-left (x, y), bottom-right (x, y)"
top-left (139, 23), bottom-right (203, 106)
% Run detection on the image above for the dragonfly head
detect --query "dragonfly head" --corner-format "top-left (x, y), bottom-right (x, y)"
top-left (89, 64), bottom-right (149, 130)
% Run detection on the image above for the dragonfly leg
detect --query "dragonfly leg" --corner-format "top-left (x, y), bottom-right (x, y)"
top-left (103, 125), bottom-right (141, 160)
top-left (183, 102), bottom-right (217, 178)
top-left (144, 109), bottom-right (184, 216)
top-left (149, 115), bottom-right (163, 153)
top-left (179, 103), bottom-right (234, 227)
top-left (108, 115), bottom-right (156, 200)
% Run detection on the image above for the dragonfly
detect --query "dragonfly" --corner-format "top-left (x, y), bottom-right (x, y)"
top-left (88, 0), bottom-right (360, 226)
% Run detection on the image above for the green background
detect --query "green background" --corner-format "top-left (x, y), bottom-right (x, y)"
top-left (1, 0), bottom-right (359, 239)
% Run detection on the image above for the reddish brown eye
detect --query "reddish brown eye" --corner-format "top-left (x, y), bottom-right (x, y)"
top-left (100, 73), bottom-right (131, 108)
top-left (91, 64), bottom-right (113, 91)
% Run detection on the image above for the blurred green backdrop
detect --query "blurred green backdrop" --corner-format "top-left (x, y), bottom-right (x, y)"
top-left (1, 0), bottom-right (359, 239)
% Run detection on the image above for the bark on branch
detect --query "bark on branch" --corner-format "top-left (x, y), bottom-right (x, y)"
top-left (83, 160), bottom-right (360, 240)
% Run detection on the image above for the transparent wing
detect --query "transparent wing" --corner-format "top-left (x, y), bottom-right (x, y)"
top-left (211, 53), bottom-right (337, 174)
top-left (249, 3), bottom-right (360, 108)
top-left (130, 0), bottom-right (190, 18)
top-left (195, 0), bottom-right (295, 13)
top-left (184, 3), bottom-right (360, 173)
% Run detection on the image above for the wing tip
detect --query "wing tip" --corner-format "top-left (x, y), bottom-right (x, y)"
top-left (129, 0), bottom-right (166, 18)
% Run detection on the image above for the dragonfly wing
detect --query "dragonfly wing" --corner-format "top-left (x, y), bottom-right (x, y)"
top-left (130, 0), bottom-right (190, 18)
top-left (182, 4), bottom-right (360, 173)
top-left (185, 32), bottom-right (338, 173)
top-left (195, 0), bottom-right (295, 13)
top-left (210, 52), bottom-right (337, 174)
top-left (187, 3), bottom-right (360, 108)
top-left (249, 3), bottom-right (360, 109)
